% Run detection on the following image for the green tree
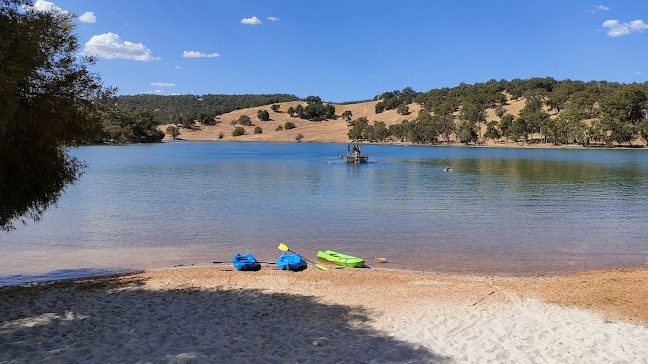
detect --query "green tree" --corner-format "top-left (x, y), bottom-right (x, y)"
top-left (457, 120), bottom-right (478, 144)
top-left (294, 104), bottom-right (304, 118)
top-left (342, 110), bottom-right (353, 123)
top-left (499, 113), bottom-right (515, 142)
top-left (1, 1), bottom-right (113, 231)
top-left (483, 121), bottom-right (501, 141)
top-left (365, 121), bottom-right (389, 142)
top-left (347, 117), bottom-right (369, 141)
top-left (232, 126), bottom-right (246, 136)
top-left (459, 102), bottom-right (486, 143)
top-left (257, 109), bottom-right (270, 121)
top-left (237, 114), bottom-right (253, 126)
top-left (284, 121), bottom-right (296, 130)
top-left (598, 85), bottom-right (647, 146)
top-left (271, 104), bottom-right (280, 112)
top-left (253, 126), bottom-right (263, 134)
top-left (388, 121), bottom-right (409, 142)
top-left (397, 104), bottom-right (410, 115)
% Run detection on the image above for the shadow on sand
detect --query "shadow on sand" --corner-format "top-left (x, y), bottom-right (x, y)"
top-left (1, 275), bottom-right (449, 363)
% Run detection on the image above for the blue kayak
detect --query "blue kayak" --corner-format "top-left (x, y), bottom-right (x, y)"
top-left (276, 252), bottom-right (307, 271)
top-left (232, 253), bottom-right (261, 271)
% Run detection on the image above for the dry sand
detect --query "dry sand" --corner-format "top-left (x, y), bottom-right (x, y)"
top-left (2, 265), bottom-right (648, 363)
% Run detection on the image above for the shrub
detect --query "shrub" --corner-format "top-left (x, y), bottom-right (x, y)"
top-left (296, 133), bottom-right (304, 141)
top-left (275, 125), bottom-right (284, 131)
top-left (253, 126), bottom-right (263, 134)
top-left (232, 127), bottom-right (246, 136)
top-left (284, 121), bottom-right (296, 130)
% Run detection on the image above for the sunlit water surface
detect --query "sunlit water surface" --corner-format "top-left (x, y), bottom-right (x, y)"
top-left (2, 142), bottom-right (647, 285)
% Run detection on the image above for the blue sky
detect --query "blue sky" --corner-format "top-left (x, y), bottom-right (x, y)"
top-left (34, 1), bottom-right (648, 102)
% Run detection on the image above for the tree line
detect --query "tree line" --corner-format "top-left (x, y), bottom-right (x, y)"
top-left (350, 78), bottom-right (648, 147)
top-left (113, 93), bottom-right (300, 124)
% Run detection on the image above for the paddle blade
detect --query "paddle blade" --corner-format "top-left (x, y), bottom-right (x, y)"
top-left (278, 242), bottom-right (289, 252)
top-left (315, 263), bottom-right (329, 271)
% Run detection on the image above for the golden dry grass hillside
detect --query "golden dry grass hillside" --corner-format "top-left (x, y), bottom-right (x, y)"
top-left (159, 97), bottom-right (527, 144)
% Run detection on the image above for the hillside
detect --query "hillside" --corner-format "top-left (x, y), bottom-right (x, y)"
top-left (159, 98), bottom-right (528, 144)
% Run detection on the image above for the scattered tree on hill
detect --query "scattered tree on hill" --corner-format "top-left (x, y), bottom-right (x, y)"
top-left (166, 125), bottom-right (180, 139)
top-left (287, 106), bottom-right (295, 117)
top-left (237, 115), bottom-right (253, 126)
top-left (397, 104), bottom-right (410, 115)
top-left (1, 0), bottom-right (114, 231)
top-left (284, 121), bottom-right (296, 130)
top-left (232, 127), bottom-right (246, 136)
top-left (257, 109), bottom-right (270, 121)
top-left (295, 96), bottom-right (336, 120)
top-left (271, 104), bottom-right (280, 112)
top-left (253, 126), bottom-right (263, 134)
top-left (294, 104), bottom-right (304, 118)
top-left (342, 110), bottom-right (353, 123)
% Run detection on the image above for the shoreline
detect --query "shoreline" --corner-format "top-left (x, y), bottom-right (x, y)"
top-left (2, 265), bottom-right (648, 362)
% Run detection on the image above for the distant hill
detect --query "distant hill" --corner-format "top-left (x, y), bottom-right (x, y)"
top-left (140, 77), bottom-right (648, 147)
top-left (113, 94), bottom-right (301, 124)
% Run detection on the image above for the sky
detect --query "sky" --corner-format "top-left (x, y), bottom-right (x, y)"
top-left (31, 0), bottom-right (648, 102)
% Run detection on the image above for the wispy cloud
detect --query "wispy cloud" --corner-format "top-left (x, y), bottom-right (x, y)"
top-left (267, 16), bottom-right (280, 22)
top-left (241, 16), bottom-right (262, 25)
top-left (83, 32), bottom-right (159, 61)
top-left (151, 82), bottom-right (176, 88)
top-left (603, 19), bottom-right (648, 37)
top-left (589, 5), bottom-right (610, 14)
top-left (182, 51), bottom-right (220, 58)
top-left (79, 11), bottom-right (96, 23)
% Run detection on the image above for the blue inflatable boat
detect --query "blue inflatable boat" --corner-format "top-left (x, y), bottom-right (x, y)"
top-left (232, 253), bottom-right (261, 271)
top-left (276, 252), bottom-right (307, 271)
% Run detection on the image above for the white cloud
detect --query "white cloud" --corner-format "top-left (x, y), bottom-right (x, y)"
top-left (83, 32), bottom-right (159, 61)
top-left (31, 0), bottom-right (66, 13)
top-left (79, 11), bottom-right (96, 23)
top-left (267, 16), bottom-right (280, 22)
top-left (603, 19), bottom-right (648, 37)
top-left (241, 16), bottom-right (262, 25)
top-left (151, 82), bottom-right (176, 88)
top-left (182, 50), bottom-right (220, 58)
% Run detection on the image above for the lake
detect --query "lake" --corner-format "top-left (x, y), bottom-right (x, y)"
top-left (2, 142), bottom-right (647, 285)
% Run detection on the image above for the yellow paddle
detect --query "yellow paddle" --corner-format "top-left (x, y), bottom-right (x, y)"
top-left (278, 242), bottom-right (328, 271)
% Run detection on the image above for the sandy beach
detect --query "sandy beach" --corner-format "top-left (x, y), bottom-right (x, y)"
top-left (2, 265), bottom-right (648, 363)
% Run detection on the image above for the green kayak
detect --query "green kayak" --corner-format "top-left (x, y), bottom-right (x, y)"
top-left (317, 250), bottom-right (365, 268)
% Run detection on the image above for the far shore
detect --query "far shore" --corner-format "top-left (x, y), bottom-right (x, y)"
top-left (158, 99), bottom-right (647, 149)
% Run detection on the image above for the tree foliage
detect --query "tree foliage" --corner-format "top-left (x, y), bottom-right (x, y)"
top-left (257, 109), bottom-right (270, 121)
top-left (99, 108), bottom-right (164, 143)
top-left (1, 0), bottom-right (114, 231)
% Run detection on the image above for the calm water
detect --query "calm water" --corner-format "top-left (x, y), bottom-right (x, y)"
top-left (2, 142), bottom-right (648, 284)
